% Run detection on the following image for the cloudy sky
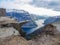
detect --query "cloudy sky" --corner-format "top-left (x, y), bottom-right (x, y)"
top-left (0, 0), bottom-right (60, 16)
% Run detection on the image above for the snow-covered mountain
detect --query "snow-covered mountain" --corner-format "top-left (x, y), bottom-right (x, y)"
top-left (6, 9), bottom-right (50, 34)
top-left (6, 9), bottom-right (37, 32)
top-left (6, 9), bottom-right (49, 20)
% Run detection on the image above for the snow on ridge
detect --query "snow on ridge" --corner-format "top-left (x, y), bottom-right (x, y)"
top-left (6, 9), bottom-right (29, 14)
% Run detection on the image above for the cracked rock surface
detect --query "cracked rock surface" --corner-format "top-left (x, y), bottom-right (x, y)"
top-left (0, 34), bottom-right (60, 45)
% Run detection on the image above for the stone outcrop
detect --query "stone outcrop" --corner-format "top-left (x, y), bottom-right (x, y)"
top-left (0, 8), bottom-right (6, 17)
top-left (42, 24), bottom-right (57, 35)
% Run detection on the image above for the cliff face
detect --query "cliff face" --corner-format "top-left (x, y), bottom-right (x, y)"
top-left (0, 21), bottom-right (60, 45)
top-left (0, 33), bottom-right (60, 45)
top-left (0, 24), bottom-right (60, 45)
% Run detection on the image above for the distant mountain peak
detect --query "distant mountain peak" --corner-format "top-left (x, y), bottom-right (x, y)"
top-left (6, 9), bottom-right (29, 14)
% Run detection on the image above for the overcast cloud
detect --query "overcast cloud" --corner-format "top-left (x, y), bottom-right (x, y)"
top-left (32, 0), bottom-right (60, 11)
top-left (0, 0), bottom-right (60, 16)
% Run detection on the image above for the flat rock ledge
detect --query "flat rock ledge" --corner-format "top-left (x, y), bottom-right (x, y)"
top-left (0, 34), bottom-right (60, 45)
